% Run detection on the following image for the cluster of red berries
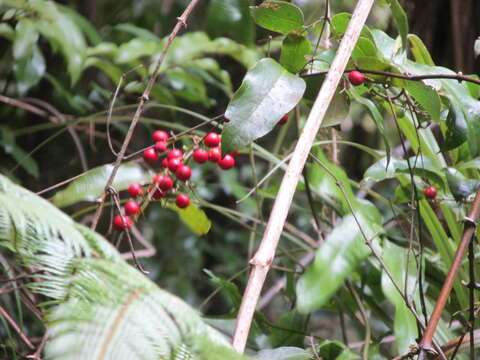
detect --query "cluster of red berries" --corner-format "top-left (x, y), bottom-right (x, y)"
top-left (114, 130), bottom-right (237, 231)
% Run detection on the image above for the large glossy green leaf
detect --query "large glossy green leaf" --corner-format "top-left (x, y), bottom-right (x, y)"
top-left (386, 0), bottom-right (408, 49)
top-left (52, 163), bottom-right (151, 207)
top-left (296, 211), bottom-right (382, 313)
top-left (254, 347), bottom-right (311, 360)
top-left (279, 35), bottom-right (311, 73)
top-left (222, 58), bottom-right (305, 153)
top-left (250, 1), bottom-right (304, 35)
top-left (206, 0), bottom-right (255, 46)
top-left (170, 203), bottom-right (212, 236)
top-left (381, 241), bottom-right (418, 353)
top-left (322, 91), bottom-right (350, 128)
top-left (404, 80), bottom-right (440, 122)
top-left (445, 168), bottom-right (480, 201)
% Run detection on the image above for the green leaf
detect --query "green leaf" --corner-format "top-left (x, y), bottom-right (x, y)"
top-left (13, 44), bottom-right (46, 94)
top-left (381, 241), bottom-right (418, 353)
top-left (52, 163), bottom-right (151, 207)
top-left (351, 37), bottom-right (378, 58)
top-left (316, 340), bottom-right (358, 360)
top-left (116, 38), bottom-right (160, 64)
top-left (407, 34), bottom-right (435, 66)
top-left (279, 35), bottom-right (311, 73)
top-left (331, 13), bottom-right (373, 41)
top-left (386, 0), bottom-right (408, 49)
top-left (404, 80), bottom-right (441, 122)
top-left (84, 57), bottom-right (123, 83)
top-left (222, 58), bottom-right (305, 153)
top-left (13, 18), bottom-right (38, 59)
top-left (349, 87), bottom-right (391, 164)
top-left (475, 37), bottom-right (480, 58)
top-left (445, 168), bottom-right (480, 201)
top-left (206, 0), bottom-right (255, 46)
top-left (254, 347), bottom-right (311, 360)
top-left (363, 156), bottom-right (444, 188)
top-left (250, 1), bottom-right (304, 35)
top-left (0, 126), bottom-right (39, 178)
top-left (296, 213), bottom-right (382, 313)
top-left (443, 104), bottom-right (468, 151)
top-left (204, 269), bottom-right (241, 308)
top-left (114, 23), bottom-right (160, 42)
top-left (170, 203), bottom-right (212, 236)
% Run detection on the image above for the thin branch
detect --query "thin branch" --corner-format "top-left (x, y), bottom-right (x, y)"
top-left (302, 67), bottom-right (480, 86)
top-left (90, 0), bottom-right (201, 231)
top-left (0, 304), bottom-right (35, 350)
top-left (232, 0), bottom-right (376, 352)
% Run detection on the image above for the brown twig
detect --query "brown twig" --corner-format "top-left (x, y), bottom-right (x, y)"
top-left (0, 304), bottom-right (35, 350)
top-left (90, 0), bottom-right (201, 231)
top-left (302, 67), bottom-right (480, 86)
top-left (418, 190), bottom-right (480, 359)
top-left (232, 0), bottom-right (376, 353)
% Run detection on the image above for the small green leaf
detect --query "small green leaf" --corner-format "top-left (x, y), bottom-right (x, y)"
top-left (316, 340), bottom-right (358, 360)
top-left (407, 34), bottom-right (435, 66)
top-left (13, 18), bottom-right (39, 59)
top-left (250, 1), bottom-right (304, 35)
top-left (331, 13), bottom-right (373, 41)
top-left (222, 58), bottom-right (305, 153)
top-left (13, 44), bottom-right (46, 94)
top-left (52, 163), bottom-right (151, 207)
top-left (204, 269), bottom-right (241, 308)
top-left (0, 23), bottom-right (14, 41)
top-left (386, 0), bottom-right (408, 49)
top-left (443, 105), bottom-right (468, 152)
top-left (84, 57), bottom-right (123, 83)
top-left (296, 213), bottom-right (382, 313)
top-left (270, 311), bottom-right (306, 348)
top-left (279, 35), bottom-right (311, 73)
top-left (404, 80), bottom-right (440, 122)
top-left (254, 347), bottom-right (311, 360)
top-left (116, 38), bottom-right (160, 64)
top-left (170, 203), bottom-right (211, 236)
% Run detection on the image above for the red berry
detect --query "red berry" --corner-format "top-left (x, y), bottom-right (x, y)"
top-left (152, 174), bottom-right (162, 184)
top-left (159, 175), bottom-right (174, 191)
top-left (167, 149), bottom-right (183, 159)
top-left (424, 186), bottom-right (437, 199)
top-left (175, 164), bottom-right (192, 181)
top-left (154, 141), bottom-right (167, 153)
top-left (176, 194), bottom-right (190, 209)
top-left (167, 157), bottom-right (182, 172)
top-left (128, 184), bottom-right (143, 198)
top-left (193, 148), bottom-right (209, 164)
top-left (143, 148), bottom-right (158, 164)
top-left (148, 185), bottom-right (165, 200)
top-left (218, 154), bottom-right (235, 170)
top-left (348, 70), bottom-right (366, 86)
top-left (152, 130), bottom-right (168, 143)
top-left (113, 215), bottom-right (133, 230)
top-left (124, 200), bottom-right (141, 216)
top-left (278, 114), bottom-right (289, 125)
top-left (161, 158), bottom-right (169, 168)
top-left (208, 147), bottom-right (222, 163)
top-left (204, 132), bottom-right (221, 148)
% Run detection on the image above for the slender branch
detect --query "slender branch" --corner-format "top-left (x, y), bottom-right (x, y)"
top-left (232, 0), bottom-right (376, 353)
top-left (90, 0), bottom-right (200, 230)
top-left (302, 67), bottom-right (480, 86)
top-left (418, 189), bottom-right (480, 359)
top-left (0, 304), bottom-right (35, 350)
